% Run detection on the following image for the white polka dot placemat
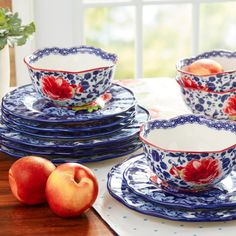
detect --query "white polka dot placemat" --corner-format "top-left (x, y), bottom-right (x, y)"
top-left (86, 151), bottom-right (236, 236)
top-left (85, 78), bottom-right (236, 235)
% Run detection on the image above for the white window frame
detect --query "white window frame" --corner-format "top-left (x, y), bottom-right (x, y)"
top-left (12, 0), bottom-right (231, 86)
top-left (77, 0), bottom-right (231, 79)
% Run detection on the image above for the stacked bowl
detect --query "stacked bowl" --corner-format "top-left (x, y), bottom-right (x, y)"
top-left (107, 49), bottom-right (236, 222)
top-left (176, 50), bottom-right (236, 120)
top-left (0, 46), bottom-right (150, 164)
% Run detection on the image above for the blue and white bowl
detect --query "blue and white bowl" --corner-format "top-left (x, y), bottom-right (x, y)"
top-left (176, 77), bottom-right (236, 120)
top-left (24, 46), bottom-right (117, 106)
top-left (139, 115), bottom-right (236, 192)
top-left (176, 50), bottom-right (236, 92)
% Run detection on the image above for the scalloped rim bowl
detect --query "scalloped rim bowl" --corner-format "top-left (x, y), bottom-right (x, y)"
top-left (24, 46), bottom-right (118, 106)
top-left (139, 114), bottom-right (236, 191)
top-left (140, 115), bottom-right (236, 153)
top-left (176, 49), bottom-right (236, 76)
top-left (24, 45), bottom-right (117, 73)
top-left (176, 50), bottom-right (236, 92)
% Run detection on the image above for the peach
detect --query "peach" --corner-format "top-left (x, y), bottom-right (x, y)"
top-left (9, 156), bottom-right (56, 205)
top-left (183, 58), bottom-right (224, 75)
top-left (46, 163), bottom-right (99, 218)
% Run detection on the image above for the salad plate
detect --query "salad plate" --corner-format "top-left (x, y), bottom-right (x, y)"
top-left (0, 143), bottom-right (142, 164)
top-left (123, 154), bottom-right (236, 209)
top-left (2, 83), bottom-right (136, 123)
top-left (107, 154), bottom-right (236, 222)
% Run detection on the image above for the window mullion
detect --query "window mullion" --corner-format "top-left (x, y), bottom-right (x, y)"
top-left (135, 0), bottom-right (143, 79)
top-left (75, 0), bottom-right (85, 44)
top-left (192, 1), bottom-right (200, 55)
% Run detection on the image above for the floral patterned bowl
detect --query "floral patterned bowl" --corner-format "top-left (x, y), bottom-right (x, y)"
top-left (139, 115), bottom-right (236, 192)
top-left (24, 46), bottom-right (117, 106)
top-left (176, 50), bottom-right (236, 92)
top-left (176, 77), bottom-right (236, 120)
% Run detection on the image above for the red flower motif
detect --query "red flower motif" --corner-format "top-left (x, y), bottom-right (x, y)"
top-left (170, 157), bottom-right (220, 185)
top-left (224, 95), bottom-right (236, 117)
top-left (42, 76), bottom-right (74, 101)
top-left (71, 84), bottom-right (84, 94)
top-left (181, 77), bottom-right (209, 91)
top-left (100, 92), bottom-right (112, 102)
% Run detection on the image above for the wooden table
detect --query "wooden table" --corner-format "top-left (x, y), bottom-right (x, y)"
top-left (0, 78), bottom-right (191, 235)
top-left (0, 153), bottom-right (115, 236)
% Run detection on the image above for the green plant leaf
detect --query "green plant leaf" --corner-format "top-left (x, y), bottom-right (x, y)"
top-left (0, 8), bottom-right (35, 49)
top-left (0, 37), bottom-right (7, 50)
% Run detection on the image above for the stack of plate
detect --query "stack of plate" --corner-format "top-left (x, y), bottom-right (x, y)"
top-left (0, 83), bottom-right (150, 163)
top-left (108, 153), bottom-right (236, 222)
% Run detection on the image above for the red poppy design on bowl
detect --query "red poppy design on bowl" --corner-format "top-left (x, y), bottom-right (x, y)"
top-left (181, 77), bottom-right (209, 91)
top-left (223, 94), bottom-right (236, 117)
top-left (41, 76), bottom-right (84, 101)
top-left (71, 83), bottom-right (84, 94)
top-left (41, 76), bottom-right (73, 101)
top-left (170, 157), bottom-right (220, 185)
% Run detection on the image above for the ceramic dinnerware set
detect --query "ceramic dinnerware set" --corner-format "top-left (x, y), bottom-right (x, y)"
top-left (0, 46), bottom-right (150, 163)
top-left (107, 50), bottom-right (236, 222)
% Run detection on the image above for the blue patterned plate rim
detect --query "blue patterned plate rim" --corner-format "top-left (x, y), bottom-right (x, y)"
top-left (0, 105), bottom-right (149, 146)
top-left (1, 106), bottom-right (146, 139)
top-left (1, 113), bottom-right (133, 139)
top-left (107, 153), bottom-right (236, 222)
top-left (2, 106), bottom-right (136, 132)
top-left (123, 154), bottom-right (236, 210)
top-left (2, 83), bottom-right (136, 123)
top-left (0, 144), bottom-right (142, 164)
top-left (0, 138), bottom-right (141, 156)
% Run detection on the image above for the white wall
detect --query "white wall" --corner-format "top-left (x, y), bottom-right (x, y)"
top-left (12, 0), bottom-right (84, 86)
top-left (33, 0), bottom-right (83, 48)
top-left (12, 0), bottom-right (35, 86)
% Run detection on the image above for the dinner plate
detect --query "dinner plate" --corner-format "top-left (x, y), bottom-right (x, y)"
top-left (0, 138), bottom-right (141, 156)
top-left (2, 106), bottom-right (148, 139)
top-left (1, 112), bottom-right (134, 139)
top-left (123, 154), bottom-right (236, 210)
top-left (0, 144), bottom-right (142, 164)
top-left (107, 154), bottom-right (236, 222)
top-left (2, 106), bottom-right (136, 132)
top-left (2, 83), bottom-right (136, 123)
top-left (0, 105), bottom-right (149, 143)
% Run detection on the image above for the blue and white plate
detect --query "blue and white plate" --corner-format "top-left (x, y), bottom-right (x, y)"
top-left (0, 143), bottom-right (142, 164)
top-left (0, 138), bottom-right (140, 156)
top-left (2, 106), bottom-right (149, 140)
top-left (2, 106), bottom-right (136, 132)
top-left (107, 154), bottom-right (236, 222)
top-left (123, 154), bottom-right (236, 210)
top-left (0, 105), bottom-right (149, 146)
top-left (1, 113), bottom-right (134, 139)
top-left (2, 83), bottom-right (136, 123)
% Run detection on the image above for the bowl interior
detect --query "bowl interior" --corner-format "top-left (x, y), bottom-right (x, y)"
top-left (25, 46), bottom-right (117, 72)
top-left (177, 50), bottom-right (236, 72)
top-left (31, 53), bottom-right (114, 72)
top-left (144, 122), bottom-right (236, 152)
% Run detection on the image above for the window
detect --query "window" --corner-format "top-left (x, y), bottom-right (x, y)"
top-left (11, 0), bottom-right (236, 85)
top-left (80, 0), bottom-right (236, 79)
